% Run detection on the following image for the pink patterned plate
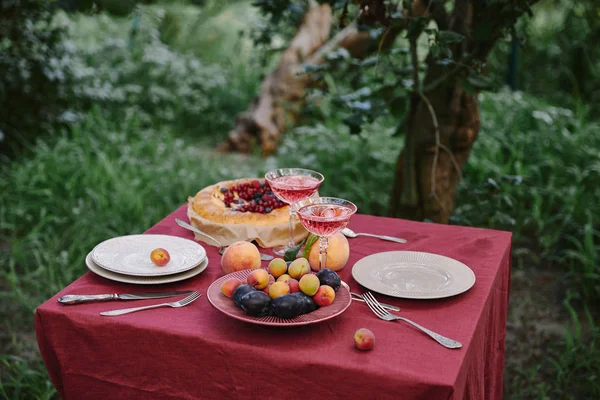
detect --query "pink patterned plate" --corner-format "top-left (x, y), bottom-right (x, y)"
top-left (207, 269), bottom-right (351, 327)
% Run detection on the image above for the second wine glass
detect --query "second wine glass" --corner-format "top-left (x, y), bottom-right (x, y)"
top-left (294, 197), bottom-right (357, 270)
top-left (264, 168), bottom-right (324, 256)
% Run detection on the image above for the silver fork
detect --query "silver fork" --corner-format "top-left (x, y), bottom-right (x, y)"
top-left (362, 292), bottom-right (462, 349)
top-left (100, 291), bottom-right (202, 316)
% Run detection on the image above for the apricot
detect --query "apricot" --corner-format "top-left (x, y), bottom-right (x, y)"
top-left (299, 274), bottom-right (320, 296)
top-left (288, 257), bottom-right (311, 279)
top-left (276, 274), bottom-right (292, 283)
top-left (150, 248), bottom-right (170, 267)
top-left (268, 281), bottom-right (290, 299)
top-left (287, 278), bottom-right (300, 293)
top-left (247, 269), bottom-right (270, 290)
top-left (308, 232), bottom-right (349, 271)
top-left (313, 285), bottom-right (335, 307)
top-left (354, 328), bottom-right (375, 351)
top-left (268, 258), bottom-right (288, 278)
top-left (221, 241), bottom-right (261, 274)
top-left (220, 278), bottom-right (242, 297)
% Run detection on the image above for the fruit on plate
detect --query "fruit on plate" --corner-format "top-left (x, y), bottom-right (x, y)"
top-left (225, 269), bottom-right (343, 319)
top-left (268, 281), bottom-right (290, 299)
top-left (313, 285), bottom-right (335, 307)
top-left (306, 232), bottom-right (349, 271)
top-left (316, 269), bottom-right (342, 291)
top-left (239, 291), bottom-right (272, 317)
top-left (299, 274), bottom-right (320, 296)
top-left (271, 294), bottom-right (305, 319)
top-left (268, 258), bottom-right (288, 278)
top-left (247, 269), bottom-right (270, 290)
top-left (220, 278), bottom-right (242, 297)
top-left (287, 278), bottom-right (300, 293)
top-left (288, 257), bottom-right (311, 279)
top-left (150, 248), bottom-right (170, 267)
top-left (233, 284), bottom-right (257, 307)
top-left (354, 328), bottom-right (375, 351)
top-left (290, 292), bottom-right (318, 314)
top-left (221, 241), bottom-right (261, 274)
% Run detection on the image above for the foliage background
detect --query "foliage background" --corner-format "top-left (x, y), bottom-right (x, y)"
top-left (1, 0), bottom-right (599, 399)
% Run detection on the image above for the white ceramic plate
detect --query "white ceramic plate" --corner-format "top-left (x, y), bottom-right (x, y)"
top-left (85, 252), bottom-right (208, 285)
top-left (91, 234), bottom-right (206, 276)
top-left (352, 251), bottom-right (476, 299)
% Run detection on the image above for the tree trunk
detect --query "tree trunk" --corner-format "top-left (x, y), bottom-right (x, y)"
top-left (218, 4), bottom-right (404, 156)
top-left (388, 82), bottom-right (480, 223)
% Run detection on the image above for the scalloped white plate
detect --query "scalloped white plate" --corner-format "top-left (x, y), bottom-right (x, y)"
top-left (86, 252), bottom-right (208, 284)
top-left (352, 251), bottom-right (475, 299)
top-left (91, 234), bottom-right (206, 277)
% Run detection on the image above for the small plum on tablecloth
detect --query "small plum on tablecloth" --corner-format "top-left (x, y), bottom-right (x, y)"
top-left (354, 328), bottom-right (375, 351)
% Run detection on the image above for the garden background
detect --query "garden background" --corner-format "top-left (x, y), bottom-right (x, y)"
top-left (1, 1), bottom-right (599, 398)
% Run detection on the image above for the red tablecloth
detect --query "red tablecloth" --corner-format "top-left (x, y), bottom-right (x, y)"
top-left (35, 205), bottom-right (511, 400)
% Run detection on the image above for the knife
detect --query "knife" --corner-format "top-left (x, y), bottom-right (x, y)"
top-left (57, 290), bottom-right (194, 305)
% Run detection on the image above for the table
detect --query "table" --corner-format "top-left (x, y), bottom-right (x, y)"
top-left (35, 205), bottom-right (512, 400)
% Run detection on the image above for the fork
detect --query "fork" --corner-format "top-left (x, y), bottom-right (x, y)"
top-left (100, 291), bottom-right (202, 316)
top-left (362, 292), bottom-right (462, 349)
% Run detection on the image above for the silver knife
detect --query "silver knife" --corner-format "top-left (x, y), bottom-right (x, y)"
top-left (57, 290), bottom-right (193, 305)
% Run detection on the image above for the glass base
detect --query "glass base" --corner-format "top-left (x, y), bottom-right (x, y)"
top-left (272, 244), bottom-right (295, 257)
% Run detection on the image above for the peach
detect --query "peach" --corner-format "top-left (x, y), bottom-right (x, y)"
top-left (221, 241), bottom-right (261, 274)
top-left (262, 283), bottom-right (273, 294)
top-left (276, 274), bottom-right (291, 283)
top-left (150, 248), bottom-right (170, 267)
top-left (268, 258), bottom-right (288, 278)
top-left (287, 278), bottom-right (300, 293)
top-left (354, 328), bottom-right (375, 351)
top-left (247, 269), bottom-right (270, 290)
top-left (288, 257), bottom-right (311, 279)
top-left (299, 274), bottom-right (320, 296)
top-left (220, 278), bottom-right (242, 297)
top-left (313, 285), bottom-right (335, 307)
top-left (268, 281), bottom-right (290, 299)
top-left (308, 232), bottom-right (349, 271)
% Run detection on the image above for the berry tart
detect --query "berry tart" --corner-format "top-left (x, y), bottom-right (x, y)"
top-left (187, 178), bottom-right (307, 247)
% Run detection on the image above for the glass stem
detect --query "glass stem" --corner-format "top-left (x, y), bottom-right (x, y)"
top-left (318, 236), bottom-right (328, 270)
top-left (287, 207), bottom-right (295, 249)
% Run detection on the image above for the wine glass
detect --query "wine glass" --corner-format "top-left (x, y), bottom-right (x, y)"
top-left (294, 197), bottom-right (357, 270)
top-left (264, 168), bottom-right (324, 256)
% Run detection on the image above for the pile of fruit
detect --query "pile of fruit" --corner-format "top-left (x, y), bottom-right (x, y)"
top-left (220, 180), bottom-right (286, 214)
top-left (220, 257), bottom-right (342, 319)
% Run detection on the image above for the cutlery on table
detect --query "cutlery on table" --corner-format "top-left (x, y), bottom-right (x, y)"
top-left (100, 291), bottom-right (202, 316)
top-left (175, 218), bottom-right (275, 261)
top-left (362, 291), bottom-right (462, 349)
top-left (350, 292), bottom-right (401, 312)
top-left (341, 227), bottom-right (407, 244)
top-left (58, 290), bottom-right (194, 305)
top-left (340, 281), bottom-right (400, 312)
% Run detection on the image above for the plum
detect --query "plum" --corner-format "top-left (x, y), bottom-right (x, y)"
top-left (239, 291), bottom-right (272, 317)
top-left (316, 269), bottom-right (341, 291)
top-left (290, 292), bottom-right (318, 314)
top-left (233, 284), bottom-right (256, 307)
top-left (272, 294), bottom-right (305, 319)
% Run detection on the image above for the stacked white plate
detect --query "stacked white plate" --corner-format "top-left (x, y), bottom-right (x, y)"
top-left (86, 234), bottom-right (208, 285)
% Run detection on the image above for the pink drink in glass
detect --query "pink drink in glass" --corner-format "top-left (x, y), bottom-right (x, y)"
top-left (295, 197), bottom-right (357, 270)
top-left (264, 168), bottom-right (324, 256)
top-left (268, 175), bottom-right (321, 205)
top-left (295, 204), bottom-right (354, 236)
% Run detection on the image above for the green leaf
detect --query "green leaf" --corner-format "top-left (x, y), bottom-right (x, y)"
top-left (406, 17), bottom-right (427, 41)
top-left (302, 234), bottom-right (319, 259)
top-left (438, 31), bottom-right (465, 45)
top-left (284, 236), bottom-right (307, 262)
